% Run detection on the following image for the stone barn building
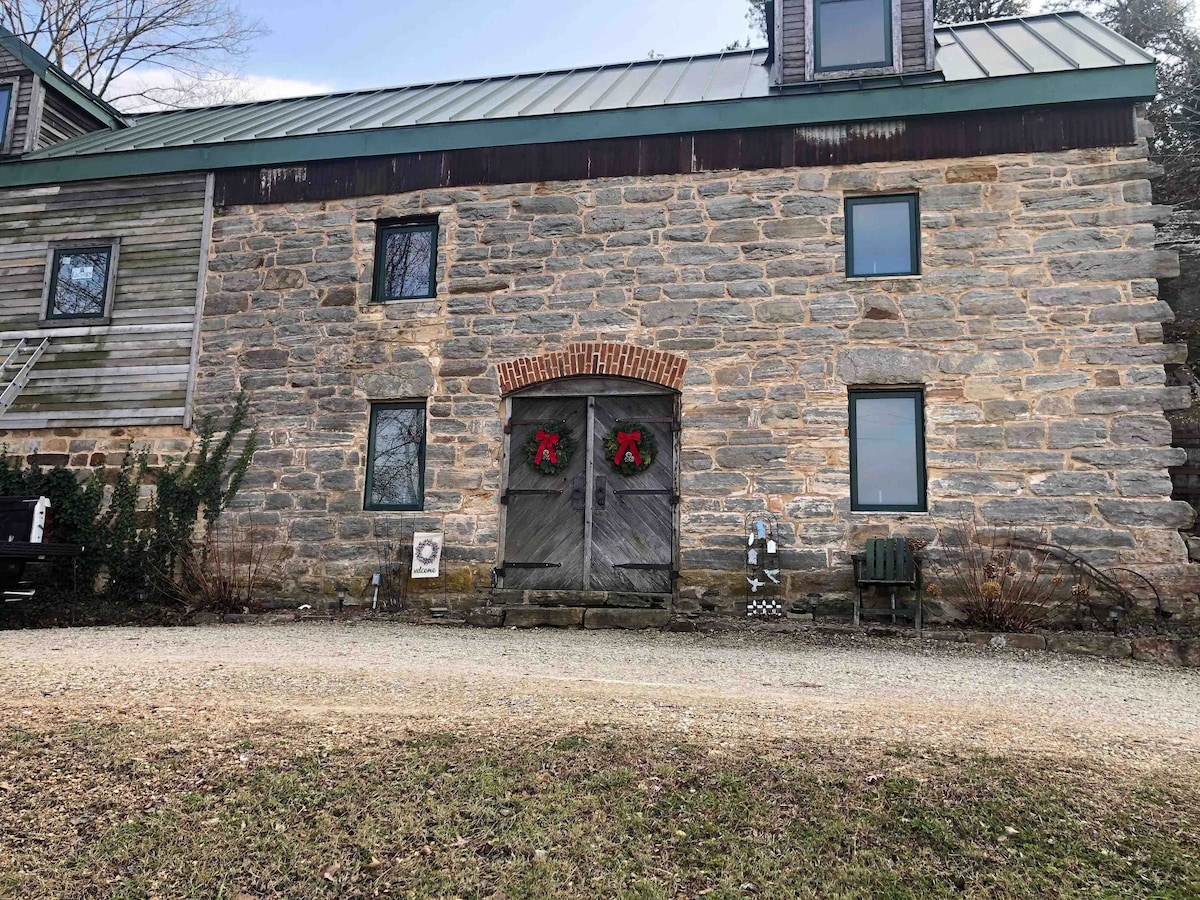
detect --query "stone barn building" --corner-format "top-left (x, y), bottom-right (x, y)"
top-left (0, 7), bottom-right (1195, 625)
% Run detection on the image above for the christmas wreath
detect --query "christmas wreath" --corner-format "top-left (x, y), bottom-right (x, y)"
top-left (604, 421), bottom-right (657, 476)
top-left (522, 422), bottom-right (575, 475)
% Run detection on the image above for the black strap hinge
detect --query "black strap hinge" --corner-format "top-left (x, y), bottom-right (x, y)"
top-left (501, 489), bottom-right (563, 505)
top-left (504, 417), bottom-right (567, 435)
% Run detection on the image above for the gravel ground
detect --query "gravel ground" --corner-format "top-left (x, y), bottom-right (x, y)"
top-left (3, 623), bottom-right (1199, 769)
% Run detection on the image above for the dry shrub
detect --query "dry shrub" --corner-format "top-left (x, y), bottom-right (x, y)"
top-left (927, 521), bottom-right (1074, 633)
top-left (181, 525), bottom-right (287, 618)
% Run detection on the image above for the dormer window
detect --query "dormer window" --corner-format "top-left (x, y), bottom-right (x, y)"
top-left (814, 0), bottom-right (893, 73)
top-left (0, 81), bottom-right (15, 154)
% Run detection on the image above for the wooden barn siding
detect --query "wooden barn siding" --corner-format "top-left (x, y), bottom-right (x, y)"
top-left (780, 0), bottom-right (806, 84)
top-left (0, 45), bottom-right (35, 155)
top-left (215, 102), bottom-right (1137, 207)
top-left (0, 173), bottom-right (208, 428)
top-left (36, 86), bottom-right (106, 149)
top-left (900, 0), bottom-right (928, 72)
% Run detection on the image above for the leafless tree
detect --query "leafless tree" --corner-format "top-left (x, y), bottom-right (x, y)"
top-left (746, 0), bottom-right (768, 41)
top-left (381, 229), bottom-right (434, 300)
top-left (744, 0), bottom-right (1030, 36)
top-left (369, 409), bottom-right (425, 508)
top-left (0, 0), bottom-right (266, 107)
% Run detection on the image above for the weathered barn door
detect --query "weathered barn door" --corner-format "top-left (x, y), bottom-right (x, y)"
top-left (589, 395), bottom-right (675, 594)
top-left (501, 381), bottom-right (676, 597)
top-left (502, 396), bottom-right (588, 590)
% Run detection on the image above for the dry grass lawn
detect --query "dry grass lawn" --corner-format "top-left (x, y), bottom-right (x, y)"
top-left (2, 623), bottom-right (1199, 898)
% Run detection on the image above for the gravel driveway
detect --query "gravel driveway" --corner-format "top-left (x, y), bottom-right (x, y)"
top-left (3, 623), bottom-right (1199, 769)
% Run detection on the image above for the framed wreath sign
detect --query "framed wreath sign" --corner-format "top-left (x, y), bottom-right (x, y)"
top-left (522, 422), bottom-right (575, 476)
top-left (411, 531), bottom-right (443, 579)
top-left (605, 421), bottom-right (657, 476)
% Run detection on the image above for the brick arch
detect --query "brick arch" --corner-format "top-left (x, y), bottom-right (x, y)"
top-left (498, 342), bottom-right (687, 395)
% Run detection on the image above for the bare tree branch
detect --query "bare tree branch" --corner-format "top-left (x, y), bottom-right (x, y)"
top-left (0, 0), bottom-right (267, 107)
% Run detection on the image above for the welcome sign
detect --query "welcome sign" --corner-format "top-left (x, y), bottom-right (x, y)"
top-left (411, 532), bottom-right (444, 579)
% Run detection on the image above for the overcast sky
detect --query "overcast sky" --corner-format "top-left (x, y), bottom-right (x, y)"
top-left (229, 0), bottom-right (759, 99)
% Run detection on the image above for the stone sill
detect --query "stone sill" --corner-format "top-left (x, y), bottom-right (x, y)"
top-left (844, 274), bottom-right (923, 282)
top-left (848, 511), bottom-right (930, 517)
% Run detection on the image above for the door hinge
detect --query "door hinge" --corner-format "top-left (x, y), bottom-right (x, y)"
top-left (501, 488), bottom-right (563, 505)
top-left (505, 417), bottom-right (566, 435)
top-left (613, 489), bottom-right (680, 505)
top-left (499, 562), bottom-right (563, 576)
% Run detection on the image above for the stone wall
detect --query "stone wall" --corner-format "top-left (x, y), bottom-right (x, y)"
top-left (0, 425), bottom-right (193, 471)
top-left (193, 141), bottom-right (1199, 614)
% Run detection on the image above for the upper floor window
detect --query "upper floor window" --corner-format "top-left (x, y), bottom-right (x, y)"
top-left (850, 389), bottom-right (927, 513)
top-left (365, 402), bottom-right (427, 511)
top-left (43, 241), bottom-right (119, 323)
top-left (373, 221), bottom-right (438, 302)
top-left (845, 195), bottom-right (920, 278)
top-left (814, 0), bottom-right (892, 72)
top-left (0, 82), bottom-right (12, 151)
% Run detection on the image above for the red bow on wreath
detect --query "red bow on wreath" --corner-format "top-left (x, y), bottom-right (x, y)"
top-left (613, 430), bottom-right (642, 467)
top-left (535, 429), bottom-right (560, 465)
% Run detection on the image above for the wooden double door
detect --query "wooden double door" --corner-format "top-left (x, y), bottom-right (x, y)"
top-left (501, 381), bottom-right (677, 596)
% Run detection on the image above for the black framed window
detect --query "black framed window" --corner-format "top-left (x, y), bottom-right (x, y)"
top-left (45, 245), bottom-right (116, 320)
top-left (849, 389), bottom-right (927, 513)
top-left (373, 221), bottom-right (438, 302)
top-left (845, 195), bottom-right (920, 278)
top-left (365, 402), bottom-right (427, 511)
top-left (815, 0), bottom-right (892, 72)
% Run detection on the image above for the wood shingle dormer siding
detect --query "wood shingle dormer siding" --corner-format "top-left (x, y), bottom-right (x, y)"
top-left (0, 44), bottom-right (35, 155)
top-left (901, 0), bottom-right (933, 72)
top-left (774, 0), bottom-right (934, 86)
top-left (779, 0), bottom-right (807, 85)
top-left (36, 87), bottom-right (106, 150)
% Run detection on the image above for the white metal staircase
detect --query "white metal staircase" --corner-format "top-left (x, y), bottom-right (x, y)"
top-left (0, 338), bottom-right (50, 418)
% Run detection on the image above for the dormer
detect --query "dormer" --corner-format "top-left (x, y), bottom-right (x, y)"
top-left (0, 26), bottom-right (126, 160)
top-left (770, 0), bottom-right (935, 86)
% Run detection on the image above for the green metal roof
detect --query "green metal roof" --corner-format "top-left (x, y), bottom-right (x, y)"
top-left (0, 25), bottom-right (128, 131)
top-left (0, 12), bottom-right (1156, 187)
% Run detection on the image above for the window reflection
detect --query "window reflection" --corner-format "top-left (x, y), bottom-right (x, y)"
top-left (378, 224), bottom-right (436, 301)
top-left (851, 391), bottom-right (925, 511)
top-left (48, 248), bottom-right (112, 318)
top-left (367, 404), bottom-right (426, 510)
top-left (817, 0), bottom-right (891, 71)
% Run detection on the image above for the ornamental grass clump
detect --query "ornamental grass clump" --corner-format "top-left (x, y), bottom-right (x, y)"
top-left (926, 521), bottom-right (1074, 633)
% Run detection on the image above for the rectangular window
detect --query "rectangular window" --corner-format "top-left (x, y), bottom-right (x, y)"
top-left (849, 389), bottom-right (927, 513)
top-left (815, 0), bottom-right (892, 72)
top-left (44, 244), bottom-right (117, 321)
top-left (365, 402), bottom-right (427, 511)
top-left (373, 221), bottom-right (438, 302)
top-left (0, 83), bottom-right (11, 150)
top-left (845, 195), bottom-right (920, 278)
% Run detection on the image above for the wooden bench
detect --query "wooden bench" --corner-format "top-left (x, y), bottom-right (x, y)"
top-left (852, 537), bottom-right (924, 630)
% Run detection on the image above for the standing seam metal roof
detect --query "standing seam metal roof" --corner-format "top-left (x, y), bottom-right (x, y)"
top-left (26, 12), bottom-right (1153, 161)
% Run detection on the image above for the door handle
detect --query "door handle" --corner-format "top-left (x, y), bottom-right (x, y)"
top-left (570, 474), bottom-right (586, 511)
top-left (594, 475), bottom-right (607, 510)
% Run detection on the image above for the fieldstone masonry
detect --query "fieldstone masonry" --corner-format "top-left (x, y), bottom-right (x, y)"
top-left (180, 140), bottom-right (1199, 614)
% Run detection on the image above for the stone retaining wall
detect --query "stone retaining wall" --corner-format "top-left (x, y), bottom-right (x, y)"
top-left (177, 141), bottom-right (1198, 613)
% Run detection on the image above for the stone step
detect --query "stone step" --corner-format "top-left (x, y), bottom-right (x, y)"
top-left (492, 589), bottom-right (669, 609)
top-left (480, 605), bottom-right (671, 630)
